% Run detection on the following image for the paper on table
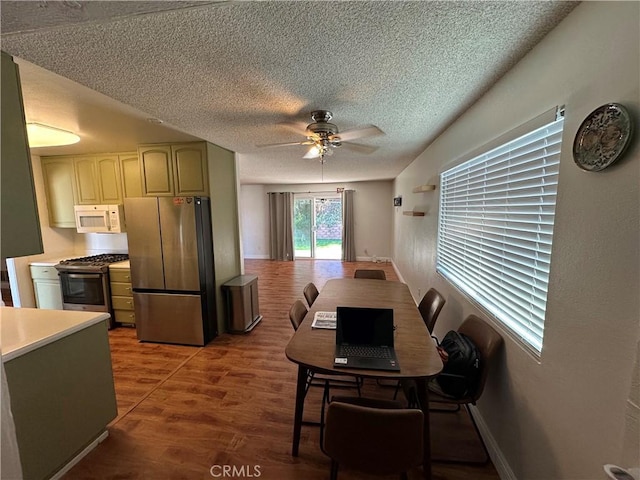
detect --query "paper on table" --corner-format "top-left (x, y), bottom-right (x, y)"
top-left (311, 311), bottom-right (337, 329)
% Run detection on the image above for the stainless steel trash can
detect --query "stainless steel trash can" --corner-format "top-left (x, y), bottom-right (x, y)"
top-left (222, 274), bottom-right (262, 333)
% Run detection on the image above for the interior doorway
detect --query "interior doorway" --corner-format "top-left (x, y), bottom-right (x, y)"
top-left (294, 194), bottom-right (343, 260)
top-left (1, 258), bottom-right (13, 306)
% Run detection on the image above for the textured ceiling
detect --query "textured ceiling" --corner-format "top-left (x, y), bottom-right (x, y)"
top-left (1, 1), bottom-right (578, 184)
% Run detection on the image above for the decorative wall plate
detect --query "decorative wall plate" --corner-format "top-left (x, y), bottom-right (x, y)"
top-left (573, 103), bottom-right (633, 172)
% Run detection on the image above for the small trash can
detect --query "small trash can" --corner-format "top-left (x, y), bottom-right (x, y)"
top-left (222, 274), bottom-right (262, 333)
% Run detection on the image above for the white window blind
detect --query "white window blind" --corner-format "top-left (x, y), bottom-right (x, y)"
top-left (436, 111), bottom-right (565, 354)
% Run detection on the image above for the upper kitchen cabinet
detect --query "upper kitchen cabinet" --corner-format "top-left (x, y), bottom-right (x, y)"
top-left (1, 51), bottom-right (44, 256)
top-left (173, 143), bottom-right (209, 196)
top-left (97, 155), bottom-right (123, 203)
top-left (75, 155), bottom-right (122, 205)
top-left (138, 142), bottom-right (209, 197)
top-left (138, 145), bottom-right (173, 196)
top-left (42, 152), bottom-right (141, 228)
top-left (119, 153), bottom-right (142, 198)
top-left (41, 157), bottom-right (78, 228)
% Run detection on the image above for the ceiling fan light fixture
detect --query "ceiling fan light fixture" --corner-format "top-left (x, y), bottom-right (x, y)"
top-left (256, 109), bottom-right (384, 163)
top-left (26, 122), bottom-right (80, 148)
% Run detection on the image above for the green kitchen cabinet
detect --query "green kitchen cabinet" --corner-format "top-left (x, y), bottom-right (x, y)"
top-left (119, 152), bottom-right (142, 198)
top-left (0, 51), bottom-right (44, 256)
top-left (96, 155), bottom-right (122, 203)
top-left (138, 144), bottom-right (173, 196)
top-left (173, 142), bottom-right (209, 196)
top-left (74, 156), bottom-right (100, 204)
top-left (3, 310), bottom-right (117, 480)
top-left (75, 155), bottom-right (122, 205)
top-left (139, 142), bottom-right (209, 197)
top-left (41, 157), bottom-right (78, 228)
top-left (42, 153), bottom-right (128, 226)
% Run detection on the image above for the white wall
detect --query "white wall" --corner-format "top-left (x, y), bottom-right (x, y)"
top-left (240, 185), bottom-right (270, 259)
top-left (392, 3), bottom-right (639, 479)
top-left (240, 180), bottom-right (394, 260)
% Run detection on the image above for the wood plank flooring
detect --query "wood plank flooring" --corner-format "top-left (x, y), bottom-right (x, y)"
top-left (65, 260), bottom-right (499, 480)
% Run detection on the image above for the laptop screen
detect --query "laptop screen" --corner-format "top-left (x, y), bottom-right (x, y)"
top-left (336, 307), bottom-right (394, 347)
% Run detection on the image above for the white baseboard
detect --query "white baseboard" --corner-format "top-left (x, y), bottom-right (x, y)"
top-left (355, 256), bottom-right (391, 263)
top-left (51, 430), bottom-right (109, 480)
top-left (244, 254), bottom-right (270, 259)
top-left (390, 260), bottom-right (405, 283)
top-left (469, 405), bottom-right (517, 480)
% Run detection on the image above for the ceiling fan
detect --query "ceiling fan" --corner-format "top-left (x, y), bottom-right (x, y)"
top-left (256, 110), bottom-right (384, 163)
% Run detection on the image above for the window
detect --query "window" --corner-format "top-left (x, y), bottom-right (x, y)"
top-left (436, 108), bottom-right (565, 354)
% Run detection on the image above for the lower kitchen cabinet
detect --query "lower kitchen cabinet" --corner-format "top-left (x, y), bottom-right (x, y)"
top-left (30, 265), bottom-right (63, 310)
top-left (3, 308), bottom-right (117, 480)
top-left (109, 265), bottom-right (135, 326)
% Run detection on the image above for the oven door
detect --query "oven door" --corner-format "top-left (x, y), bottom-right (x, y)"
top-left (59, 271), bottom-right (109, 312)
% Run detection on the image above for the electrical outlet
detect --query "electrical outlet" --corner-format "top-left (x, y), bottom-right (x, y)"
top-left (418, 288), bottom-right (421, 299)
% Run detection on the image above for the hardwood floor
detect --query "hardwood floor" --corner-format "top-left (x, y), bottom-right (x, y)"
top-left (66, 260), bottom-right (499, 480)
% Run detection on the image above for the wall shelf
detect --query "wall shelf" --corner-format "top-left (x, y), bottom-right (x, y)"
top-left (403, 211), bottom-right (425, 216)
top-left (412, 184), bottom-right (436, 193)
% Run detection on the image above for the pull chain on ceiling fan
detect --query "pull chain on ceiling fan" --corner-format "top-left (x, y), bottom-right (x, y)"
top-left (256, 110), bottom-right (384, 162)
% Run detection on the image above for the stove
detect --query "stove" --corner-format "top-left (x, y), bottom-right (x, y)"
top-left (55, 253), bottom-right (129, 329)
top-left (56, 253), bottom-right (129, 272)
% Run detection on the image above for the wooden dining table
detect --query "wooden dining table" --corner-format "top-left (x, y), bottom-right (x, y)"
top-left (285, 278), bottom-right (443, 479)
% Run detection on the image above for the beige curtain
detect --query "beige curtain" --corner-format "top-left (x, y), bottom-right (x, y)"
top-left (342, 190), bottom-right (356, 261)
top-left (268, 192), bottom-right (294, 261)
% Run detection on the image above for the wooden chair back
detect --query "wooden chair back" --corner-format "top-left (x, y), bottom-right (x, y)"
top-left (303, 282), bottom-right (319, 307)
top-left (289, 300), bottom-right (307, 331)
top-left (323, 398), bottom-right (423, 478)
top-left (353, 269), bottom-right (386, 280)
top-left (418, 288), bottom-right (446, 333)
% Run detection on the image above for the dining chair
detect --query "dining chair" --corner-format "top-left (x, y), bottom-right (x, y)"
top-left (303, 282), bottom-right (319, 307)
top-left (288, 300), bottom-right (308, 331)
top-left (287, 300), bottom-right (361, 415)
top-left (418, 287), bottom-right (446, 333)
top-left (389, 287), bottom-right (447, 398)
top-left (403, 314), bottom-right (503, 464)
top-left (353, 269), bottom-right (386, 280)
top-left (322, 396), bottom-right (424, 479)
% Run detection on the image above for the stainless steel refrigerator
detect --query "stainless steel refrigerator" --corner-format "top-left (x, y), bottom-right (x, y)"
top-left (124, 197), bottom-right (216, 346)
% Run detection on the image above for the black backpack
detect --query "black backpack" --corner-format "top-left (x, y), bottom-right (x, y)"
top-left (436, 330), bottom-right (482, 398)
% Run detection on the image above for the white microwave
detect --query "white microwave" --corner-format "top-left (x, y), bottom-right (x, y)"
top-left (74, 204), bottom-right (126, 233)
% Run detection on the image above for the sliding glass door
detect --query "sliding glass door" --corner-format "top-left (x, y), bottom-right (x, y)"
top-left (294, 194), bottom-right (342, 259)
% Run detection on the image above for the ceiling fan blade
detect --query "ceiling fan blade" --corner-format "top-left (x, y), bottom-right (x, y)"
top-left (335, 125), bottom-right (384, 142)
top-left (278, 121), bottom-right (309, 136)
top-left (341, 141), bottom-right (379, 155)
top-left (303, 146), bottom-right (321, 159)
top-left (256, 140), bottom-right (314, 148)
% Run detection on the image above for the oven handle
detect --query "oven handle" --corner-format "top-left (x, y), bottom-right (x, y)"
top-left (63, 273), bottom-right (103, 279)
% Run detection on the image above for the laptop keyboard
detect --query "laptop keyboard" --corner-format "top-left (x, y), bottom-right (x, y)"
top-left (338, 345), bottom-right (392, 359)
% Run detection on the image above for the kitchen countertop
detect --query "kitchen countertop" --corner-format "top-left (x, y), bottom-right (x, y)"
top-left (109, 260), bottom-right (130, 269)
top-left (29, 256), bottom-right (69, 267)
top-left (0, 307), bottom-right (110, 362)
top-left (30, 254), bottom-right (130, 268)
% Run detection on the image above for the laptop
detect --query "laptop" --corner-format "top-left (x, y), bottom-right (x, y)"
top-left (333, 306), bottom-right (400, 371)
